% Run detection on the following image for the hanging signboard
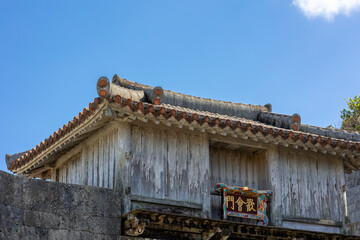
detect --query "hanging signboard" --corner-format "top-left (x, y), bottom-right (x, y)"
top-left (215, 183), bottom-right (273, 226)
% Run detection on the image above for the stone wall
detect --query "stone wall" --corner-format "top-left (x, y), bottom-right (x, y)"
top-left (0, 170), bottom-right (122, 239)
top-left (346, 170), bottom-right (360, 236)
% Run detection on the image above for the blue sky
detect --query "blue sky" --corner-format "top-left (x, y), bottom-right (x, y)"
top-left (1, 1), bottom-right (360, 173)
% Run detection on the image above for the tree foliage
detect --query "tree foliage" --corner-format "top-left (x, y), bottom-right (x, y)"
top-left (341, 95), bottom-right (360, 132)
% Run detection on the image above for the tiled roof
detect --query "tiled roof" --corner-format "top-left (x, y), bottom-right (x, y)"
top-left (8, 98), bottom-right (102, 172)
top-left (99, 75), bottom-right (359, 141)
top-left (7, 75), bottom-right (360, 174)
top-left (107, 95), bottom-right (360, 152)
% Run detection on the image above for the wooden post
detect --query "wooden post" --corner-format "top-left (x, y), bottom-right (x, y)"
top-left (266, 145), bottom-right (283, 226)
top-left (50, 168), bottom-right (57, 182)
top-left (202, 133), bottom-right (211, 218)
top-left (114, 121), bottom-right (132, 214)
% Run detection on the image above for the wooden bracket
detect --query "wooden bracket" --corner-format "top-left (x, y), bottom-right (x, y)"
top-left (202, 227), bottom-right (221, 240)
top-left (202, 227), bottom-right (232, 240)
top-left (124, 213), bottom-right (148, 236)
top-left (28, 165), bottom-right (54, 179)
top-left (210, 228), bottom-right (232, 240)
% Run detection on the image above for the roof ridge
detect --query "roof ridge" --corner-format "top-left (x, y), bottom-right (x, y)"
top-left (107, 75), bottom-right (302, 130)
top-left (112, 74), bottom-right (272, 111)
top-left (301, 124), bottom-right (360, 142)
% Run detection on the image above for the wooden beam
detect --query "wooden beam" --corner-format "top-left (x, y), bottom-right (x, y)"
top-left (28, 165), bottom-right (54, 178)
top-left (210, 135), bottom-right (268, 150)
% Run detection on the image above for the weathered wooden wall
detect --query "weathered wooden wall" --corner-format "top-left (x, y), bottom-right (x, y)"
top-left (210, 147), bottom-right (269, 189)
top-left (130, 124), bottom-right (210, 217)
top-left (209, 147), bottom-right (269, 219)
top-left (54, 121), bottom-right (210, 217)
top-left (345, 170), bottom-right (360, 236)
top-left (51, 119), bottom-right (347, 229)
top-left (268, 146), bottom-right (345, 228)
top-left (55, 122), bottom-right (131, 190)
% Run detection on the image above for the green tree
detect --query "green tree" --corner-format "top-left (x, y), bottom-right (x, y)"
top-left (341, 95), bottom-right (360, 132)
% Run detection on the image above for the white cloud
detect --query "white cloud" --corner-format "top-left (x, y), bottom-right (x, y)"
top-left (293, 0), bottom-right (360, 20)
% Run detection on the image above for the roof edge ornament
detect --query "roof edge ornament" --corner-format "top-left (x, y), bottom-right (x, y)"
top-left (97, 76), bottom-right (146, 102)
top-left (112, 74), bottom-right (153, 91)
top-left (5, 151), bottom-right (28, 170)
top-left (264, 103), bottom-right (272, 112)
top-left (258, 112), bottom-right (301, 131)
top-left (145, 86), bottom-right (164, 105)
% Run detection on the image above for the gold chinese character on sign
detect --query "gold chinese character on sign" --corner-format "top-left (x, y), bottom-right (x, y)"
top-left (235, 196), bottom-right (246, 211)
top-left (226, 195), bottom-right (235, 210)
top-left (246, 198), bottom-right (256, 212)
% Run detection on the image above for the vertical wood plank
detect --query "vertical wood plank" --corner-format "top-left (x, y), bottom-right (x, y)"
top-left (231, 150), bottom-right (238, 186)
top-left (88, 145), bottom-right (93, 186)
top-left (104, 134), bottom-right (109, 188)
top-left (100, 136), bottom-right (105, 187)
top-left (118, 122), bottom-right (132, 213)
top-left (152, 129), bottom-right (163, 199)
top-left (329, 157), bottom-right (336, 220)
top-left (114, 125), bottom-right (120, 189)
top-left (66, 164), bottom-right (69, 183)
top-left (73, 160), bottom-right (76, 184)
top-left (177, 132), bottom-right (189, 203)
top-left (58, 168), bottom-right (62, 183)
top-left (201, 133), bottom-right (210, 218)
top-left (61, 167), bottom-right (64, 183)
top-left (318, 154), bottom-right (327, 219)
top-left (160, 130), bottom-right (167, 199)
top-left (167, 130), bottom-right (177, 200)
top-left (131, 125), bottom-right (142, 196)
top-left (267, 145), bottom-right (282, 225)
top-left (336, 158), bottom-right (345, 223)
top-left (109, 130), bottom-right (115, 189)
top-left (189, 133), bottom-right (200, 204)
top-left (308, 152), bottom-right (319, 219)
top-left (82, 148), bottom-right (87, 185)
top-left (93, 139), bottom-right (99, 187)
top-left (239, 151), bottom-right (246, 187)
top-left (142, 127), bottom-right (152, 197)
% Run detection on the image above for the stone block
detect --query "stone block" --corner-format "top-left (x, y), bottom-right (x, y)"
top-left (0, 204), bottom-right (24, 228)
top-left (0, 171), bottom-right (16, 206)
top-left (22, 209), bottom-right (69, 229)
top-left (70, 215), bottom-right (121, 235)
top-left (0, 170), bottom-right (122, 239)
top-left (16, 226), bottom-right (45, 240)
top-left (48, 229), bottom-right (118, 240)
top-left (21, 180), bottom-right (72, 214)
top-left (0, 225), bottom-right (48, 240)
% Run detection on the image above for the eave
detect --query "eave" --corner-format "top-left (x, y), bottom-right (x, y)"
top-left (106, 95), bottom-right (360, 173)
top-left (10, 99), bottom-right (109, 175)
top-left (8, 95), bottom-right (360, 175)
